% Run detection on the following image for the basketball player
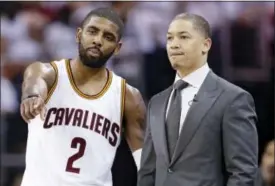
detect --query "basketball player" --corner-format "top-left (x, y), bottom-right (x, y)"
top-left (20, 8), bottom-right (145, 186)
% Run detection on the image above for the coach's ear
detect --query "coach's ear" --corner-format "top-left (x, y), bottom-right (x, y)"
top-left (76, 28), bottom-right (82, 43)
top-left (114, 42), bottom-right (122, 55)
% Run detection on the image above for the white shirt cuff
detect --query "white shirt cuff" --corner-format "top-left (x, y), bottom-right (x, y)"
top-left (132, 149), bottom-right (142, 170)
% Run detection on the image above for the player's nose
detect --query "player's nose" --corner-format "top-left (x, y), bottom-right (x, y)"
top-left (92, 35), bottom-right (103, 48)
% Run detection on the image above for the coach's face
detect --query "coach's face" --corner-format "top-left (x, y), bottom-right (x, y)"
top-left (166, 19), bottom-right (210, 71)
top-left (76, 16), bottom-right (121, 68)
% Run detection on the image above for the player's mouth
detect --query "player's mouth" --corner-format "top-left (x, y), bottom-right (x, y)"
top-left (87, 47), bottom-right (101, 57)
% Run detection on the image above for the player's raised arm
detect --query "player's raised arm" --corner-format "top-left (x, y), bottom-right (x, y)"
top-left (124, 84), bottom-right (146, 170)
top-left (21, 62), bottom-right (56, 123)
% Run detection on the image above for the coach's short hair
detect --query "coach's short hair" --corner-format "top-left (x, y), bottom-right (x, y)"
top-left (80, 8), bottom-right (124, 40)
top-left (174, 13), bottom-right (211, 38)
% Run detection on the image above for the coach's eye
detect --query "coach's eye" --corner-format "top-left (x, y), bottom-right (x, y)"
top-left (167, 36), bottom-right (173, 40)
top-left (180, 36), bottom-right (189, 39)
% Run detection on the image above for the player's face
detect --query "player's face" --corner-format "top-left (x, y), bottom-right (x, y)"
top-left (166, 19), bottom-right (211, 70)
top-left (76, 16), bottom-right (121, 68)
top-left (261, 140), bottom-right (275, 184)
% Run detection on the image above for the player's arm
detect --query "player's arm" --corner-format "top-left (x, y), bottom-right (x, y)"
top-left (21, 62), bottom-right (56, 122)
top-left (124, 84), bottom-right (146, 170)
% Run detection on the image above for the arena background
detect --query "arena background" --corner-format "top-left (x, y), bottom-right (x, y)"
top-left (0, 1), bottom-right (274, 186)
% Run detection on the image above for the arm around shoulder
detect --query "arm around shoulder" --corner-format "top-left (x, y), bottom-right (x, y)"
top-left (222, 91), bottom-right (258, 186)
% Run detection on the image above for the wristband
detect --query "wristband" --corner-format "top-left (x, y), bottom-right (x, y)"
top-left (22, 94), bottom-right (40, 101)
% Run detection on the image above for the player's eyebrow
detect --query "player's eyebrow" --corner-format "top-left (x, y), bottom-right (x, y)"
top-left (86, 25), bottom-right (117, 41)
top-left (86, 25), bottom-right (99, 31)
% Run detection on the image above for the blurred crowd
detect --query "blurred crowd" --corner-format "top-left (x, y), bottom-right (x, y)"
top-left (0, 1), bottom-right (274, 186)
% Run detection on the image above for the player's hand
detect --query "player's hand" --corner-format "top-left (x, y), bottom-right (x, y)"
top-left (20, 96), bottom-right (46, 123)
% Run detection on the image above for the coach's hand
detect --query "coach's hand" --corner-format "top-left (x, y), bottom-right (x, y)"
top-left (20, 96), bottom-right (46, 123)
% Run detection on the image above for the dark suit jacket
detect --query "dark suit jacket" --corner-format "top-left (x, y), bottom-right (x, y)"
top-left (138, 71), bottom-right (259, 186)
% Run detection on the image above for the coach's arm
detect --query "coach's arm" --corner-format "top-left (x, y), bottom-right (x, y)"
top-left (223, 91), bottom-right (259, 186)
top-left (124, 84), bottom-right (146, 170)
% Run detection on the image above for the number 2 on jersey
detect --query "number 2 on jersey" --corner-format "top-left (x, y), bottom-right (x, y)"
top-left (66, 137), bottom-right (87, 174)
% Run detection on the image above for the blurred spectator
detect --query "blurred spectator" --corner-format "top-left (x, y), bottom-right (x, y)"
top-left (44, 20), bottom-right (77, 60)
top-left (1, 77), bottom-right (18, 115)
top-left (258, 140), bottom-right (275, 186)
top-left (1, 35), bottom-right (18, 114)
top-left (1, 36), bottom-right (8, 66)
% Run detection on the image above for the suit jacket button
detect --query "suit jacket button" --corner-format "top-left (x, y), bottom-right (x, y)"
top-left (168, 168), bottom-right (173, 173)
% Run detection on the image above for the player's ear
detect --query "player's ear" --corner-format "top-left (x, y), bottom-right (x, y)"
top-left (76, 28), bottom-right (82, 43)
top-left (114, 42), bottom-right (122, 55)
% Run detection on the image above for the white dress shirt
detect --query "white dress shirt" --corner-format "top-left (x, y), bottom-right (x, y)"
top-left (166, 63), bottom-right (210, 135)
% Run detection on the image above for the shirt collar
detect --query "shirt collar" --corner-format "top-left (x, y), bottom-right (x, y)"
top-left (174, 63), bottom-right (210, 88)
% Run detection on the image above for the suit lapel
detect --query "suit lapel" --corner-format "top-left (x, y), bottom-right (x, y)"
top-left (152, 86), bottom-right (172, 164)
top-left (170, 71), bottom-right (223, 166)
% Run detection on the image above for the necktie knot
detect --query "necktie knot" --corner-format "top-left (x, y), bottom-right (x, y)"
top-left (173, 80), bottom-right (188, 91)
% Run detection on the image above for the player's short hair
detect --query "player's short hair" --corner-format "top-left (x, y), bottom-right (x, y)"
top-left (174, 13), bottom-right (211, 38)
top-left (80, 8), bottom-right (124, 40)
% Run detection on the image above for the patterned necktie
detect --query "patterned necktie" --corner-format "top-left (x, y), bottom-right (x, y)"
top-left (166, 80), bottom-right (189, 159)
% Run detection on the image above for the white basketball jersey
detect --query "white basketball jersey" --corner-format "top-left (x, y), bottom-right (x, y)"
top-left (21, 59), bottom-right (126, 186)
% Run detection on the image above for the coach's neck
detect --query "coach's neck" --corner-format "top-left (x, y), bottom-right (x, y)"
top-left (176, 57), bottom-right (207, 78)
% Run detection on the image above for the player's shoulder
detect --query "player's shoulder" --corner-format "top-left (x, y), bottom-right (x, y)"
top-left (23, 61), bottom-right (59, 87)
top-left (124, 83), bottom-right (144, 106)
top-left (124, 83), bottom-right (146, 117)
top-left (109, 71), bottom-right (140, 95)
top-left (125, 83), bottom-right (140, 95)
top-left (24, 61), bottom-right (55, 76)
top-left (27, 61), bottom-right (52, 70)
top-left (27, 59), bottom-right (66, 73)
